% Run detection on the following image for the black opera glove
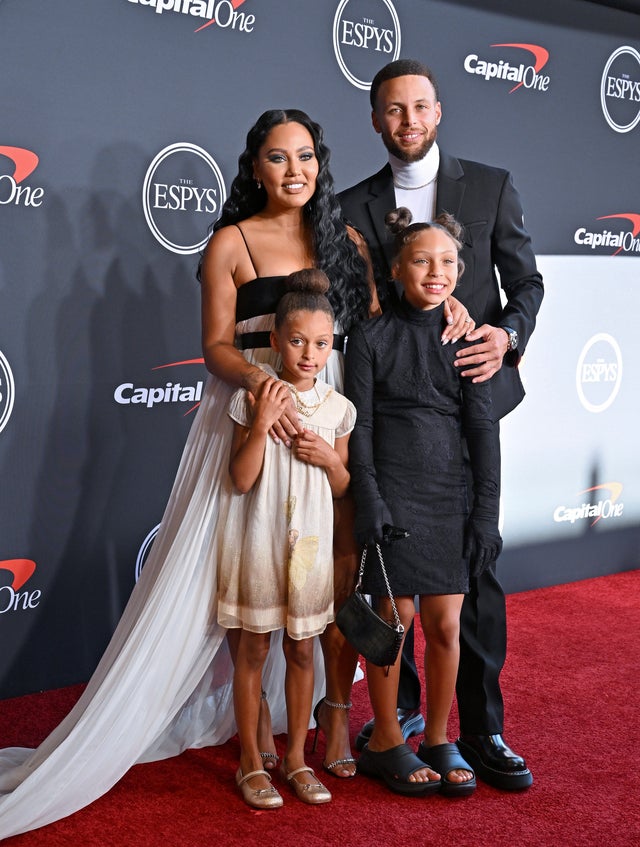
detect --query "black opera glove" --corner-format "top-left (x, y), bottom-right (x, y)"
top-left (354, 497), bottom-right (393, 547)
top-left (463, 510), bottom-right (503, 577)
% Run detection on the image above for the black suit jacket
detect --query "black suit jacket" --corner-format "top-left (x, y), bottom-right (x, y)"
top-left (338, 152), bottom-right (544, 421)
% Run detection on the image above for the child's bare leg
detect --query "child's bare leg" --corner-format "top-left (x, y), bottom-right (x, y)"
top-left (367, 596), bottom-right (438, 784)
top-left (281, 633), bottom-right (332, 804)
top-left (281, 632), bottom-right (316, 782)
top-left (233, 629), bottom-right (272, 789)
top-left (419, 593), bottom-right (472, 784)
top-left (227, 629), bottom-right (278, 768)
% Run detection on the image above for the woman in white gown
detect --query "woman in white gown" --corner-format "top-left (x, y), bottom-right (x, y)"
top-left (0, 108), bottom-right (376, 839)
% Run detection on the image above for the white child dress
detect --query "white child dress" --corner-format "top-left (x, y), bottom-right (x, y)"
top-left (218, 369), bottom-right (356, 640)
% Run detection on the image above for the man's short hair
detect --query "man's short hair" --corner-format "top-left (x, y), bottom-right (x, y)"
top-left (370, 59), bottom-right (440, 109)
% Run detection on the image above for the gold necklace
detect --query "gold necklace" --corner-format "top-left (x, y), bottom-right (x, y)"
top-left (289, 382), bottom-right (332, 417)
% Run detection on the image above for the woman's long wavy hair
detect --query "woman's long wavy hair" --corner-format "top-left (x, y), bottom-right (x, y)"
top-left (197, 109), bottom-right (370, 330)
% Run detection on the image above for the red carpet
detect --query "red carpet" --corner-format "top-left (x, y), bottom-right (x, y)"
top-left (1, 570), bottom-right (639, 847)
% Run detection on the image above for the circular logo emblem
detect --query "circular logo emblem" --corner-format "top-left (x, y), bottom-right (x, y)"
top-left (576, 333), bottom-right (623, 413)
top-left (333, 0), bottom-right (401, 91)
top-left (600, 45), bottom-right (640, 134)
top-left (142, 143), bottom-right (226, 255)
top-left (0, 350), bottom-right (15, 434)
top-left (135, 523), bottom-right (161, 582)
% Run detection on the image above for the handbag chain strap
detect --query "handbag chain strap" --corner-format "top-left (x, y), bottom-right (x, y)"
top-left (356, 543), bottom-right (403, 631)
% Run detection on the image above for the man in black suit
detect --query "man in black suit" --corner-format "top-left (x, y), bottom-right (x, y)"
top-left (339, 59), bottom-right (543, 790)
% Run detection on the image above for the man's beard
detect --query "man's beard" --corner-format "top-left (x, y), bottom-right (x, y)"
top-left (381, 129), bottom-right (437, 163)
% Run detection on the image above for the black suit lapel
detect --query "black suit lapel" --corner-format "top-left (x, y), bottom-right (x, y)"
top-left (365, 164), bottom-right (396, 266)
top-left (436, 152), bottom-right (465, 220)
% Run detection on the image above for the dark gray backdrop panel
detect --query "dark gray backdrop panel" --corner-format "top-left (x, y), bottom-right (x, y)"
top-left (0, 0), bottom-right (638, 697)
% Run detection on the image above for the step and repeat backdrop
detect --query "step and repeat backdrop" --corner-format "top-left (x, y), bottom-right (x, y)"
top-left (1, 0), bottom-right (639, 696)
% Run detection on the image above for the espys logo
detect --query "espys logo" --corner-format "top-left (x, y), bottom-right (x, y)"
top-left (142, 143), bottom-right (226, 255)
top-left (333, 0), bottom-right (401, 91)
top-left (463, 43), bottom-right (550, 93)
top-left (553, 483), bottom-right (624, 527)
top-left (574, 213), bottom-right (640, 256)
top-left (135, 524), bottom-right (161, 581)
top-left (601, 46), bottom-right (640, 133)
top-left (0, 350), bottom-right (16, 434)
top-left (0, 559), bottom-right (41, 614)
top-left (0, 145), bottom-right (45, 208)
top-left (114, 358), bottom-right (205, 413)
top-left (576, 333), bottom-right (622, 413)
top-left (126, 0), bottom-right (255, 34)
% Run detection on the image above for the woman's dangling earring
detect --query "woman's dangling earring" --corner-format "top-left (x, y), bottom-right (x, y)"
top-left (256, 178), bottom-right (262, 190)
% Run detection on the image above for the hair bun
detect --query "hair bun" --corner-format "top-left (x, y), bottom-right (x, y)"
top-left (434, 211), bottom-right (464, 243)
top-left (385, 206), bottom-right (413, 235)
top-left (285, 268), bottom-right (330, 295)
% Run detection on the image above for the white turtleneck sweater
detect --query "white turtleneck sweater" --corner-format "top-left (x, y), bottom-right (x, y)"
top-left (390, 143), bottom-right (440, 224)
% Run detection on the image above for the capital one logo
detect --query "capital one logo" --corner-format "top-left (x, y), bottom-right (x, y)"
top-left (0, 559), bottom-right (41, 614)
top-left (463, 43), bottom-right (550, 93)
top-left (601, 46), bottom-right (640, 133)
top-left (142, 143), bottom-right (226, 255)
top-left (553, 483), bottom-right (624, 527)
top-left (126, 0), bottom-right (255, 34)
top-left (576, 333), bottom-right (622, 413)
top-left (333, 0), bottom-right (401, 91)
top-left (574, 213), bottom-right (640, 256)
top-left (0, 350), bottom-right (16, 434)
top-left (114, 358), bottom-right (205, 413)
top-left (0, 145), bottom-right (45, 208)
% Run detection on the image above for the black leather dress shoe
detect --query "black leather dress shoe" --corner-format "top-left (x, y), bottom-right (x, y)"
top-left (456, 734), bottom-right (533, 790)
top-left (355, 708), bottom-right (425, 752)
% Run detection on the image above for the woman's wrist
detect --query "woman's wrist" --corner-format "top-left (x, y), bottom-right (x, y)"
top-left (242, 366), bottom-right (269, 393)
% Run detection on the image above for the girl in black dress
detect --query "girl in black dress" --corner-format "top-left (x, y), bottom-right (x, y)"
top-left (345, 209), bottom-right (502, 798)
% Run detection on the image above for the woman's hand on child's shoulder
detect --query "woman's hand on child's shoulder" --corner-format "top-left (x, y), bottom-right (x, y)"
top-left (249, 379), bottom-right (291, 434)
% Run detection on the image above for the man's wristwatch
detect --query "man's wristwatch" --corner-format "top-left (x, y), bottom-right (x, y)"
top-left (502, 326), bottom-right (518, 352)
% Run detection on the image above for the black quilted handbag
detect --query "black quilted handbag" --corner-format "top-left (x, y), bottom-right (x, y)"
top-left (336, 544), bottom-right (404, 668)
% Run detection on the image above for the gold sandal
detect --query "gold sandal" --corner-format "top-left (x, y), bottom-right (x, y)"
top-left (281, 765), bottom-right (331, 805)
top-left (235, 768), bottom-right (283, 810)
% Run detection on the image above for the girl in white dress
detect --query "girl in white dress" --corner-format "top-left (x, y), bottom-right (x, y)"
top-left (222, 269), bottom-right (356, 809)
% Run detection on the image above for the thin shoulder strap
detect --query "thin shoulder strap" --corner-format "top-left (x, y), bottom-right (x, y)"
top-left (234, 223), bottom-right (259, 278)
